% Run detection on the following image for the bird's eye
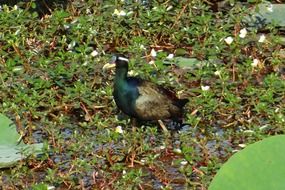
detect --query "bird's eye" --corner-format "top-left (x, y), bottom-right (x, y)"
top-left (110, 56), bottom-right (117, 64)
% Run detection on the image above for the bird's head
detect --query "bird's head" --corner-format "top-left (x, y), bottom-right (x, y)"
top-left (103, 55), bottom-right (129, 71)
top-left (110, 55), bottom-right (129, 66)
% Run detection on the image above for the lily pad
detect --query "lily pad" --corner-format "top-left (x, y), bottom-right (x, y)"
top-left (0, 114), bottom-right (43, 168)
top-left (165, 57), bottom-right (207, 69)
top-left (245, 3), bottom-right (285, 29)
top-left (209, 135), bottom-right (285, 190)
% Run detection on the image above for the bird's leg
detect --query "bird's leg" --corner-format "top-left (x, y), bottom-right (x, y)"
top-left (130, 118), bottom-right (138, 132)
top-left (158, 120), bottom-right (168, 133)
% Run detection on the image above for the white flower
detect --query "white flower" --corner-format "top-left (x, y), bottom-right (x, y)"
top-left (201, 85), bottom-right (210, 91)
top-left (91, 50), bottom-right (98, 57)
top-left (13, 5), bottom-right (18, 10)
top-left (115, 126), bottom-right (124, 134)
top-left (251, 58), bottom-right (260, 67)
top-left (64, 24), bottom-right (70, 29)
top-left (180, 160), bottom-right (188, 166)
top-left (140, 159), bottom-right (146, 164)
top-left (86, 8), bottom-right (91, 14)
top-left (258, 34), bottom-right (266, 43)
top-left (150, 48), bottom-right (157, 57)
top-left (238, 144), bottom-right (246, 148)
top-left (128, 70), bottom-right (138, 76)
top-left (113, 9), bottom-right (120, 16)
top-left (119, 10), bottom-right (126, 16)
top-left (224, 36), bottom-right (233, 45)
top-left (113, 9), bottom-right (126, 16)
top-left (120, 11), bottom-right (127, 16)
top-left (166, 53), bottom-right (174, 59)
top-left (159, 145), bottom-right (165, 150)
top-left (122, 170), bottom-right (127, 178)
top-left (83, 61), bottom-right (88, 66)
top-left (214, 70), bottom-right (221, 76)
top-left (173, 148), bottom-right (182, 154)
top-left (239, 28), bottom-right (247, 38)
top-left (67, 41), bottom-right (76, 50)
top-left (148, 60), bottom-right (155, 65)
top-left (267, 3), bottom-right (273, 12)
top-left (139, 44), bottom-right (146, 50)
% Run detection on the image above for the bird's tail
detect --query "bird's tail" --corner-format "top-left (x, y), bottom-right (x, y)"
top-left (175, 99), bottom-right (189, 108)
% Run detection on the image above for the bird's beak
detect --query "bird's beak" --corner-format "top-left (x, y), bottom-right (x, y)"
top-left (102, 62), bottom-right (116, 71)
top-left (103, 56), bottom-right (117, 71)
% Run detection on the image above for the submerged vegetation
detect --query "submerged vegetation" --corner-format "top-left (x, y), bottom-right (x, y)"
top-left (0, 0), bottom-right (284, 189)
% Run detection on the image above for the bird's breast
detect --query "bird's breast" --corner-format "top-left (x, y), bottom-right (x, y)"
top-left (113, 86), bottom-right (138, 117)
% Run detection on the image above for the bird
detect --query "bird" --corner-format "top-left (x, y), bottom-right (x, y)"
top-left (109, 55), bottom-right (188, 129)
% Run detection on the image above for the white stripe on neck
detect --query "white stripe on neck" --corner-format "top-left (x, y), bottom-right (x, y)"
top-left (118, 57), bottom-right (129, 62)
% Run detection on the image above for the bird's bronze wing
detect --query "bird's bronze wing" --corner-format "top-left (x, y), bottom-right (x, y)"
top-left (134, 81), bottom-right (181, 120)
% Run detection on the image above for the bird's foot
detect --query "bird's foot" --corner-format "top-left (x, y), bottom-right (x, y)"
top-left (158, 120), bottom-right (169, 133)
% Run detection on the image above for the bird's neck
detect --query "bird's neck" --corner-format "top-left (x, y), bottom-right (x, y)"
top-left (115, 66), bottom-right (128, 87)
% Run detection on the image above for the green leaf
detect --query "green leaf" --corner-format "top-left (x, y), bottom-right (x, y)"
top-left (0, 114), bottom-right (21, 145)
top-left (0, 114), bottom-right (43, 168)
top-left (209, 135), bottom-right (285, 190)
top-left (173, 57), bottom-right (206, 69)
top-left (31, 182), bottom-right (50, 190)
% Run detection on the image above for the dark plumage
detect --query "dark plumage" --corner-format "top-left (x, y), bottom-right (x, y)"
top-left (111, 55), bottom-right (188, 124)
